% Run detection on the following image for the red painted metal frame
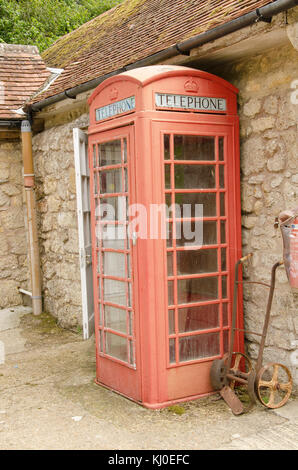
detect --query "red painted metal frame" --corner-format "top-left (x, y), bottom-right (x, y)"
top-left (88, 66), bottom-right (243, 408)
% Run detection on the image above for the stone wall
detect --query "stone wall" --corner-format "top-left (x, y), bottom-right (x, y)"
top-left (217, 42), bottom-right (298, 386)
top-left (32, 113), bottom-right (89, 328)
top-left (0, 141), bottom-right (28, 308)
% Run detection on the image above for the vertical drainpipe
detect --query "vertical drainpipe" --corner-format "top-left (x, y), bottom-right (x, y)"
top-left (21, 120), bottom-right (42, 315)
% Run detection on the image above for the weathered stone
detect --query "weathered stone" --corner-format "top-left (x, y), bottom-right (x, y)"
top-left (47, 195), bottom-right (61, 212)
top-left (43, 179), bottom-right (57, 195)
top-left (0, 162), bottom-right (9, 183)
top-left (57, 211), bottom-right (77, 229)
top-left (243, 98), bottom-right (261, 117)
top-left (266, 152), bottom-right (286, 172)
top-left (0, 189), bottom-right (10, 207)
top-left (242, 215), bottom-right (257, 229)
top-left (263, 95), bottom-right (278, 115)
top-left (0, 207), bottom-right (25, 230)
top-left (1, 183), bottom-right (20, 197)
top-left (0, 280), bottom-right (22, 308)
top-left (251, 116), bottom-right (275, 133)
top-left (241, 137), bottom-right (265, 175)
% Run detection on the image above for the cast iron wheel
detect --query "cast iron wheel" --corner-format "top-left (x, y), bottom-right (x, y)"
top-left (227, 352), bottom-right (253, 390)
top-left (210, 354), bottom-right (228, 391)
top-left (256, 362), bottom-right (293, 409)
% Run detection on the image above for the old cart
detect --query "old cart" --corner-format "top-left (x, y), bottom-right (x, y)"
top-left (210, 253), bottom-right (293, 415)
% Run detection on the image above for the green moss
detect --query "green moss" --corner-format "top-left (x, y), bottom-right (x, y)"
top-left (42, 0), bottom-right (147, 68)
top-left (166, 405), bottom-right (186, 415)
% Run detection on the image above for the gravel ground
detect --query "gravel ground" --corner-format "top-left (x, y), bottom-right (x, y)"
top-left (0, 313), bottom-right (297, 450)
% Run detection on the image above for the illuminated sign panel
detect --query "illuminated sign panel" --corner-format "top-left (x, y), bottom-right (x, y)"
top-left (155, 93), bottom-right (226, 112)
top-left (96, 96), bottom-right (135, 121)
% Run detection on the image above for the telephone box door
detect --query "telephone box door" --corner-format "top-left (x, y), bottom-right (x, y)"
top-left (89, 125), bottom-right (141, 402)
top-left (152, 118), bottom-right (242, 401)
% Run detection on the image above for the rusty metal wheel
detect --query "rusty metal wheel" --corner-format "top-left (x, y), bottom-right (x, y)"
top-left (210, 354), bottom-right (228, 391)
top-left (256, 362), bottom-right (293, 409)
top-left (227, 352), bottom-right (253, 389)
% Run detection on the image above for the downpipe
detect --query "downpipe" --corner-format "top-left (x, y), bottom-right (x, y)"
top-left (21, 120), bottom-right (42, 315)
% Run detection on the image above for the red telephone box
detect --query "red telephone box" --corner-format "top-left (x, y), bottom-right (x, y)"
top-left (88, 65), bottom-right (244, 408)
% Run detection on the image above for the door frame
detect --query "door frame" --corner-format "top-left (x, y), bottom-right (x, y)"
top-left (88, 123), bottom-right (142, 402)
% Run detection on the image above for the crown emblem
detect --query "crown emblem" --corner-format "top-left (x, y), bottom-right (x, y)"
top-left (109, 87), bottom-right (119, 101)
top-left (184, 78), bottom-right (199, 93)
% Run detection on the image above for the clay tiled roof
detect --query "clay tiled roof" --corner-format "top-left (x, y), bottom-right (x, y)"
top-left (36, 0), bottom-right (273, 104)
top-left (0, 44), bottom-right (51, 119)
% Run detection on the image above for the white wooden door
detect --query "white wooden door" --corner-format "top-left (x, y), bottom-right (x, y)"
top-left (73, 128), bottom-right (94, 339)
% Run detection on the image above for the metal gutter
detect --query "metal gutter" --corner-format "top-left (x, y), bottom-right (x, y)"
top-left (30, 0), bottom-right (298, 112)
top-left (0, 120), bottom-right (22, 128)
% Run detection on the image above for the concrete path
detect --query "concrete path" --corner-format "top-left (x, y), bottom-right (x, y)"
top-left (0, 311), bottom-right (297, 450)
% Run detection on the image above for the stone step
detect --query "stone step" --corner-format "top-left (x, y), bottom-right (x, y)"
top-left (0, 306), bottom-right (32, 332)
top-left (0, 306), bottom-right (32, 363)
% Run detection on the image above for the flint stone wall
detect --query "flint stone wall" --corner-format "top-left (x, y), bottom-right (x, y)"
top-left (218, 42), bottom-right (298, 386)
top-left (0, 141), bottom-right (28, 308)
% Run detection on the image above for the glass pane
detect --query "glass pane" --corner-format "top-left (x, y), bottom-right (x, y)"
top-left (179, 332), bottom-right (220, 362)
top-left (104, 305), bottom-right (127, 333)
top-left (103, 279), bottom-right (126, 306)
top-left (174, 165), bottom-right (215, 189)
top-left (164, 164), bottom-right (171, 189)
top-left (168, 281), bottom-right (174, 305)
top-left (128, 282), bottom-right (133, 308)
top-left (167, 253), bottom-right (173, 276)
top-left (219, 165), bottom-right (225, 188)
top-left (167, 222), bottom-right (173, 248)
top-left (168, 309), bottom-right (175, 334)
top-left (100, 168), bottom-right (122, 194)
top-left (222, 276), bottom-right (227, 299)
top-left (174, 135), bottom-right (215, 161)
top-left (175, 220), bottom-right (217, 247)
top-left (221, 220), bottom-right (226, 244)
top-left (223, 329), bottom-right (229, 353)
top-left (124, 168), bottom-right (128, 192)
top-left (177, 249), bottom-right (218, 275)
top-left (169, 338), bottom-right (176, 363)
top-left (100, 196), bottom-right (126, 221)
top-left (222, 303), bottom-right (229, 326)
top-left (101, 225), bottom-right (127, 250)
top-left (219, 137), bottom-right (224, 161)
top-left (164, 134), bottom-right (170, 160)
top-left (105, 332), bottom-right (127, 362)
top-left (220, 193), bottom-right (225, 216)
top-left (98, 139), bottom-right (121, 166)
top-left (178, 304), bottom-right (219, 332)
top-left (93, 145), bottom-right (97, 168)
top-left (97, 251), bottom-right (101, 273)
top-left (123, 138), bottom-right (127, 163)
top-left (175, 193), bottom-right (217, 217)
top-left (99, 303), bottom-right (102, 325)
top-left (221, 248), bottom-right (226, 271)
top-left (103, 252), bottom-right (125, 278)
top-left (128, 311), bottom-right (132, 336)
top-left (94, 172), bottom-right (98, 195)
top-left (129, 340), bottom-right (134, 366)
top-left (178, 277), bottom-right (218, 304)
top-left (99, 329), bottom-right (103, 352)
